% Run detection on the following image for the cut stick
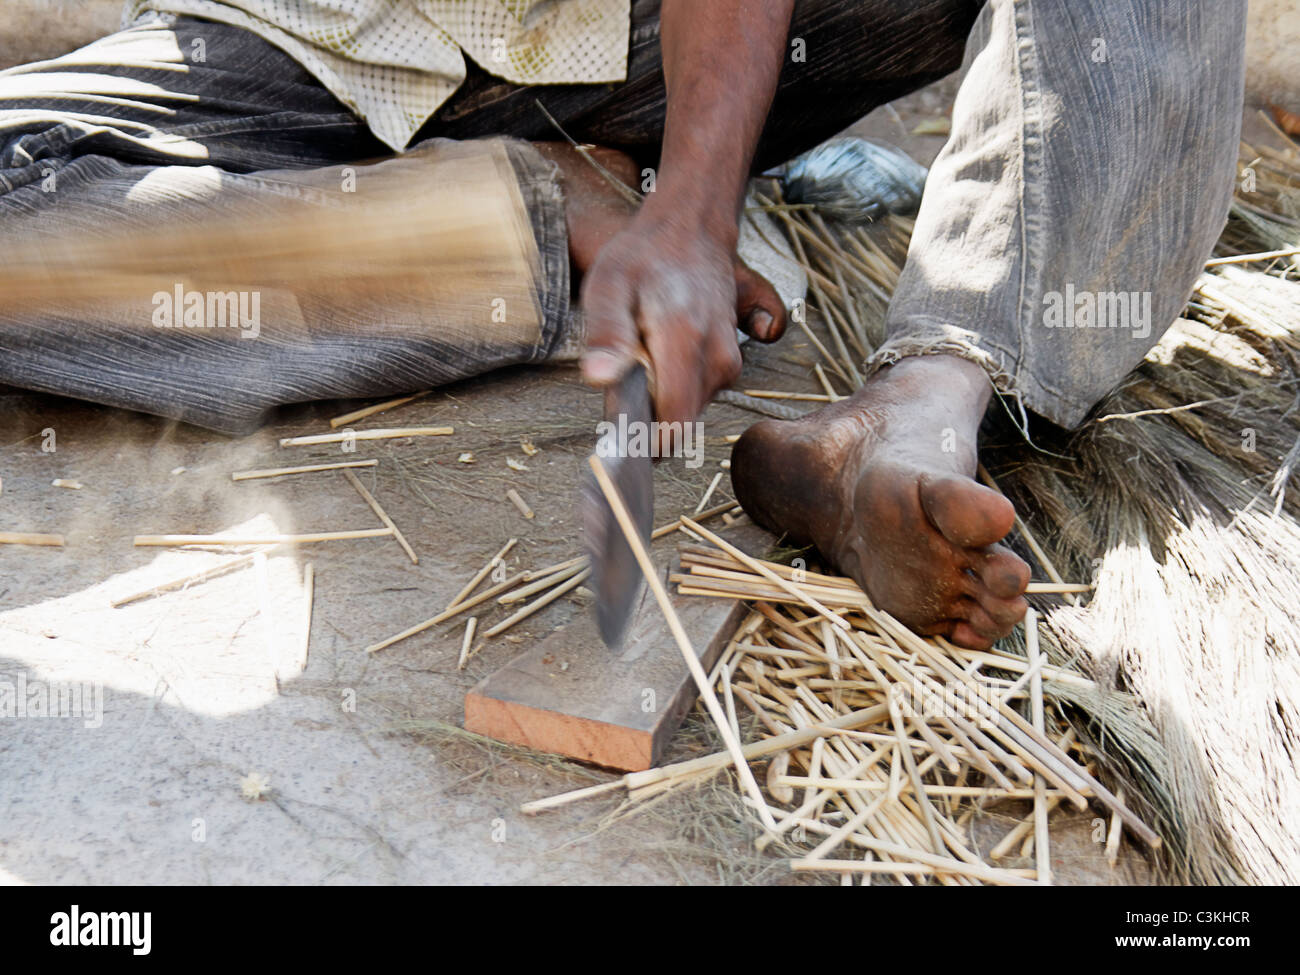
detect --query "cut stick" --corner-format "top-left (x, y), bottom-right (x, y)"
top-left (678, 517), bottom-right (851, 631)
top-left (329, 390), bottom-right (431, 429)
top-left (776, 777), bottom-right (1065, 799)
top-left (694, 471), bottom-right (725, 515)
top-left (791, 857), bottom-right (1036, 884)
top-left (1027, 609), bottom-right (1051, 886)
top-left (457, 618), bottom-right (479, 670)
top-left (111, 552), bottom-right (264, 607)
top-left (342, 469), bottom-right (418, 564)
top-left (628, 703), bottom-right (888, 791)
top-left (298, 563), bottom-right (315, 674)
top-left (521, 778), bottom-right (626, 814)
top-left (515, 555), bottom-right (586, 581)
top-left (498, 560), bottom-right (587, 604)
top-left (588, 455), bottom-right (778, 831)
top-left (1106, 788), bottom-right (1125, 867)
top-left (813, 364), bottom-right (843, 402)
top-left (51, 479), bottom-right (83, 490)
top-left (789, 821), bottom-right (1039, 886)
top-left (1205, 245), bottom-right (1300, 267)
top-left (231, 459), bottom-right (377, 481)
top-left (741, 389), bottom-right (834, 402)
top-left (482, 568), bottom-right (591, 638)
top-left (134, 528), bottom-right (392, 547)
top-left (365, 570), bottom-right (527, 654)
top-left (279, 426), bottom-right (452, 447)
top-left (447, 538), bottom-right (517, 610)
top-left (506, 488), bottom-right (534, 520)
top-left (650, 501), bottom-right (739, 540)
top-left (0, 532), bottom-right (65, 547)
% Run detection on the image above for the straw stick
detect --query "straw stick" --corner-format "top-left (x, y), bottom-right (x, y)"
top-left (1106, 788), bottom-right (1125, 867)
top-left (342, 469), bottom-right (418, 564)
top-left (364, 570), bottom-right (527, 654)
top-left (112, 552), bottom-right (264, 607)
top-left (694, 471), bottom-right (725, 515)
top-left (521, 778), bottom-right (626, 814)
top-left (650, 501), bottom-right (739, 539)
top-left (1027, 609), bottom-right (1051, 885)
top-left (1205, 246), bottom-right (1300, 267)
top-left (447, 538), bottom-right (517, 610)
top-left (678, 517), bottom-right (851, 631)
top-left (483, 568), bottom-right (591, 638)
top-left (231, 459), bottom-right (377, 481)
top-left (498, 560), bottom-right (587, 604)
top-left (0, 532), bottom-right (64, 547)
top-left (506, 488), bottom-right (534, 520)
top-left (589, 455), bottom-right (778, 831)
top-left (134, 529), bottom-right (392, 546)
top-left (792, 836), bottom-right (1036, 885)
top-left (279, 427), bottom-right (452, 447)
top-left (298, 563), bottom-right (315, 674)
top-left (457, 618), bottom-right (478, 670)
top-left (329, 391), bottom-right (431, 429)
top-left (813, 364), bottom-right (844, 402)
top-left (742, 389), bottom-right (834, 402)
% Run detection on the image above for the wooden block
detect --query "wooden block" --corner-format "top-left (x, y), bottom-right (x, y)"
top-left (465, 523), bottom-right (769, 771)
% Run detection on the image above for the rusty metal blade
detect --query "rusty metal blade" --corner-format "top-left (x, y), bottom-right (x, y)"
top-left (581, 361), bottom-right (653, 650)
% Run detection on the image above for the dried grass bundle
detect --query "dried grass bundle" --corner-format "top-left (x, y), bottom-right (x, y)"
top-left (757, 119), bottom-right (1300, 884)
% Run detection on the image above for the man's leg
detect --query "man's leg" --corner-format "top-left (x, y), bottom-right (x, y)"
top-left (733, 0), bottom-right (1246, 648)
top-left (0, 15), bottom-right (571, 433)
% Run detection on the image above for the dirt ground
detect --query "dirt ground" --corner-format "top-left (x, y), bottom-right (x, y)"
top-left (0, 329), bottom-right (1151, 886)
top-left (0, 7), bottom-right (1161, 886)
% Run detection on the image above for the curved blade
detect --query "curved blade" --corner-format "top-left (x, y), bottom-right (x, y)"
top-left (582, 362), bottom-right (653, 650)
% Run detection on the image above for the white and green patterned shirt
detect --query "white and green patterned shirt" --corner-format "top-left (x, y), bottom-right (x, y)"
top-left (125, 1), bottom-right (631, 151)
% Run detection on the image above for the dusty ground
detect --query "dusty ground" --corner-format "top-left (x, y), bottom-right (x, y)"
top-left (0, 5), bottom-right (1157, 886)
top-left (0, 331), bottom-right (1150, 886)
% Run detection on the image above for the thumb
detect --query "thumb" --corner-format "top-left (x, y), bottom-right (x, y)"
top-left (580, 268), bottom-right (640, 386)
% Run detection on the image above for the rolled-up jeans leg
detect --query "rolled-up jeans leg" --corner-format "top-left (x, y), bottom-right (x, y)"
top-left (867, 0), bottom-right (1246, 429)
top-left (0, 137), bottom-right (572, 434)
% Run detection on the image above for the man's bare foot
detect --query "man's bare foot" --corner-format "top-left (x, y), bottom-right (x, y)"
top-left (533, 142), bottom-right (785, 339)
top-left (731, 355), bottom-right (1030, 650)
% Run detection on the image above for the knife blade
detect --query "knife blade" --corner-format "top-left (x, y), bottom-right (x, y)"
top-left (581, 360), bottom-right (654, 650)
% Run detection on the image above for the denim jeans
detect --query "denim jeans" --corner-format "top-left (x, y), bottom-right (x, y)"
top-left (0, 0), bottom-right (1245, 432)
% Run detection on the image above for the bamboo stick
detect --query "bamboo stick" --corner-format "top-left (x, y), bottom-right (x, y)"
top-left (328, 391), bottom-right (431, 429)
top-left (111, 552), bottom-right (264, 607)
top-left (231, 459), bottom-right (377, 481)
top-left (457, 618), bottom-right (478, 670)
top-left (342, 469), bottom-right (418, 564)
top-left (1027, 609), bottom-right (1052, 885)
top-left (498, 560), bottom-right (587, 604)
top-left (279, 426), bottom-right (452, 447)
top-left (364, 570), bottom-right (527, 654)
top-left (0, 532), bottom-right (64, 546)
top-left (447, 538), bottom-right (517, 610)
top-left (482, 568), bottom-right (591, 638)
top-left (1106, 788), bottom-right (1125, 867)
top-left (741, 389), bottom-right (834, 402)
top-left (298, 563), bottom-right (315, 674)
top-left (134, 529), bottom-right (392, 546)
top-left (588, 455), bottom-right (778, 831)
top-left (506, 488), bottom-right (534, 520)
top-left (678, 517), bottom-right (851, 631)
top-left (694, 471), bottom-right (725, 515)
